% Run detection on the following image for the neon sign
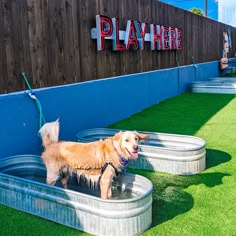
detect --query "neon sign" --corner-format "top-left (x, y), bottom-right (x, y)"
top-left (91, 15), bottom-right (183, 51)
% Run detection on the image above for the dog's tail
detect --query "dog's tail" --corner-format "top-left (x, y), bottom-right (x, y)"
top-left (38, 119), bottom-right (60, 148)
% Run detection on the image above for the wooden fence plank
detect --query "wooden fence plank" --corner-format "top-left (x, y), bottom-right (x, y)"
top-left (27, 0), bottom-right (38, 88)
top-left (10, 0), bottom-right (24, 90)
top-left (19, 0), bottom-right (33, 88)
top-left (78, 0), bottom-right (98, 82)
top-left (0, 0), bottom-right (8, 92)
top-left (96, 0), bottom-right (117, 79)
top-left (138, 0), bottom-right (152, 72)
top-left (71, 0), bottom-right (81, 83)
top-left (3, 0), bottom-right (16, 93)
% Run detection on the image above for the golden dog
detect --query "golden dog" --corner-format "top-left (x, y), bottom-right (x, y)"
top-left (39, 120), bottom-right (149, 199)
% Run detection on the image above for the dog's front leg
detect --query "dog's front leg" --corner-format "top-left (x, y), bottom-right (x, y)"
top-left (45, 163), bottom-right (60, 186)
top-left (100, 176), bottom-right (112, 199)
top-left (100, 165), bottom-right (115, 199)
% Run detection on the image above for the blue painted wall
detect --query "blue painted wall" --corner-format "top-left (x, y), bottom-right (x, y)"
top-left (0, 60), bottom-right (219, 158)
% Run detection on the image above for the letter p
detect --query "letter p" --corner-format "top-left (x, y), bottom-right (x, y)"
top-left (96, 15), bottom-right (113, 51)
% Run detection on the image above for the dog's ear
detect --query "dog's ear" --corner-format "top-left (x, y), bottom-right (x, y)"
top-left (113, 131), bottom-right (123, 140)
top-left (134, 131), bottom-right (149, 140)
top-left (112, 131), bottom-right (123, 141)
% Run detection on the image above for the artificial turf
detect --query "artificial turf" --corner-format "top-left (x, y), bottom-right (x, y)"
top-left (1, 92), bottom-right (236, 236)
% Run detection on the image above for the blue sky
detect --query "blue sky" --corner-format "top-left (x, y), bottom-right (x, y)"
top-left (160, 0), bottom-right (218, 20)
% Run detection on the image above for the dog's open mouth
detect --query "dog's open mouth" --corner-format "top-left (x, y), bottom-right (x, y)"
top-left (131, 152), bottom-right (138, 159)
top-left (126, 148), bottom-right (138, 159)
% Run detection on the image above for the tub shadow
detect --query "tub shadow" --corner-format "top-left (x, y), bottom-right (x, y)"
top-left (206, 148), bottom-right (231, 169)
top-left (151, 171), bottom-right (230, 226)
top-left (129, 149), bottom-right (232, 228)
top-left (131, 169), bottom-right (231, 228)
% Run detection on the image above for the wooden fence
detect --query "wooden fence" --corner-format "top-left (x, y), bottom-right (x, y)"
top-left (0, 0), bottom-right (235, 94)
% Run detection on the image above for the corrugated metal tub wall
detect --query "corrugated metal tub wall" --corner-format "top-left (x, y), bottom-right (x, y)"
top-left (0, 155), bottom-right (153, 236)
top-left (77, 128), bottom-right (206, 175)
top-left (191, 77), bottom-right (236, 94)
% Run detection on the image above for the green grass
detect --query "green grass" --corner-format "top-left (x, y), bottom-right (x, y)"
top-left (1, 93), bottom-right (236, 236)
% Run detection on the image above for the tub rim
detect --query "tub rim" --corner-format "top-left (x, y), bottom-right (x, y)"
top-left (0, 154), bottom-right (153, 204)
top-left (76, 127), bottom-right (206, 152)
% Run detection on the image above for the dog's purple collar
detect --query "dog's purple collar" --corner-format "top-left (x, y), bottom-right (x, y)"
top-left (120, 156), bottom-right (129, 174)
top-left (120, 156), bottom-right (129, 167)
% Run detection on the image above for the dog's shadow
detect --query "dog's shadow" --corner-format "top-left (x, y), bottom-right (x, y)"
top-left (130, 148), bottom-right (231, 227)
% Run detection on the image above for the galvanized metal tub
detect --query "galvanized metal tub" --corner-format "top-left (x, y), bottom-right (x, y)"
top-left (77, 128), bottom-right (206, 175)
top-left (0, 155), bottom-right (153, 236)
top-left (191, 80), bottom-right (236, 94)
top-left (210, 77), bottom-right (236, 83)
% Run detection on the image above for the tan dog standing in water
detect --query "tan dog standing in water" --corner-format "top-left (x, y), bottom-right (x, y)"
top-left (39, 120), bottom-right (149, 199)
